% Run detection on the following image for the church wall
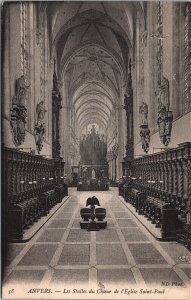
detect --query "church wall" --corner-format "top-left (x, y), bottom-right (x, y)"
top-left (135, 112), bottom-right (191, 155)
top-left (3, 118), bottom-right (52, 155)
top-left (163, 1), bottom-right (173, 120)
top-left (2, 1), bottom-right (190, 181)
top-left (2, 3), bottom-right (21, 119)
top-left (133, 9), bottom-right (142, 146)
top-left (134, 2), bottom-right (191, 157)
top-left (2, 3), bottom-right (52, 157)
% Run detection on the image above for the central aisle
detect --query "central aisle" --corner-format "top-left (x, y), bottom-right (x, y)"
top-left (3, 188), bottom-right (190, 299)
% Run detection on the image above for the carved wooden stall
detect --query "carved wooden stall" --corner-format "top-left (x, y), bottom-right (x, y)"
top-left (120, 142), bottom-right (191, 245)
top-left (2, 147), bottom-right (68, 240)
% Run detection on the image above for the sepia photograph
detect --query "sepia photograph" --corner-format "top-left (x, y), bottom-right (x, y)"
top-left (1, 1), bottom-right (191, 299)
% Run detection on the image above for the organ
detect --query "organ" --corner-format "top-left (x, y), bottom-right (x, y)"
top-left (78, 125), bottom-right (108, 190)
top-left (80, 125), bottom-right (107, 166)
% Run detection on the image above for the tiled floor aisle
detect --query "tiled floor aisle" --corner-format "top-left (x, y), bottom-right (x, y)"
top-left (3, 188), bottom-right (191, 298)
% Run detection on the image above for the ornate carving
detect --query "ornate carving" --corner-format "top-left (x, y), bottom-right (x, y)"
top-left (156, 77), bottom-right (173, 146)
top-left (107, 143), bottom-right (119, 161)
top-left (10, 106), bottom-right (27, 147)
top-left (124, 94), bottom-right (129, 109)
top-left (140, 126), bottom-right (150, 154)
top-left (53, 58), bottom-right (60, 96)
top-left (125, 143), bottom-right (134, 161)
top-left (2, 146), bottom-right (67, 239)
top-left (139, 102), bottom-right (150, 153)
top-left (141, 31), bottom-right (148, 47)
top-left (153, 3), bottom-right (173, 146)
top-left (12, 75), bottom-right (30, 108)
top-left (183, 3), bottom-right (191, 113)
top-left (52, 58), bottom-right (62, 158)
top-left (36, 101), bottom-right (46, 122)
top-left (125, 62), bottom-right (133, 100)
top-left (155, 2), bottom-right (163, 85)
top-left (36, 28), bottom-right (42, 45)
top-left (10, 76), bottom-right (30, 146)
top-left (139, 102), bottom-right (148, 126)
top-left (34, 101), bottom-right (46, 154)
top-left (156, 77), bottom-right (169, 107)
top-left (36, 3), bottom-right (45, 46)
top-left (80, 125), bottom-right (107, 164)
top-left (139, 20), bottom-right (146, 97)
top-left (123, 60), bottom-right (134, 163)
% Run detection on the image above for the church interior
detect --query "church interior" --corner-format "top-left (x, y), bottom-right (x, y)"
top-left (1, 1), bottom-right (191, 296)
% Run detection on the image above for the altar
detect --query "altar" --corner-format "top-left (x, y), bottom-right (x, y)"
top-left (77, 176), bottom-right (109, 191)
top-left (77, 165), bottom-right (109, 190)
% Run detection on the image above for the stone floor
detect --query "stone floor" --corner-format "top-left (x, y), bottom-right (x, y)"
top-left (2, 188), bottom-right (191, 299)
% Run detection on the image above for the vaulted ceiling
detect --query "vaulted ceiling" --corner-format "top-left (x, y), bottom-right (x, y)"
top-left (48, 2), bottom-right (142, 135)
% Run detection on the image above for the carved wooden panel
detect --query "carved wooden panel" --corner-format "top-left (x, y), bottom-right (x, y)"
top-left (128, 142), bottom-right (191, 215)
top-left (2, 147), bottom-right (67, 240)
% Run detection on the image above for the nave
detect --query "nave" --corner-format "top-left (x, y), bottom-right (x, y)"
top-left (1, 2), bottom-right (191, 298)
top-left (3, 188), bottom-right (191, 298)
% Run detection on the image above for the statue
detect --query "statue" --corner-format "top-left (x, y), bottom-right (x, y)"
top-left (34, 101), bottom-right (46, 153)
top-left (12, 75), bottom-right (30, 108)
top-left (34, 121), bottom-right (45, 153)
top-left (91, 124), bottom-right (96, 135)
top-left (36, 101), bottom-right (46, 121)
top-left (157, 102), bottom-right (173, 146)
top-left (157, 101), bottom-right (167, 131)
top-left (157, 77), bottom-right (173, 146)
top-left (139, 102), bottom-right (150, 153)
top-left (10, 76), bottom-right (30, 146)
top-left (139, 102), bottom-right (148, 126)
top-left (92, 169), bottom-right (96, 179)
top-left (10, 107), bottom-right (27, 146)
top-left (140, 126), bottom-right (150, 153)
top-left (164, 114), bottom-right (173, 145)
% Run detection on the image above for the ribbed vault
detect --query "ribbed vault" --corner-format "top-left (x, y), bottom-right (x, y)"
top-left (49, 1), bottom-right (136, 163)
